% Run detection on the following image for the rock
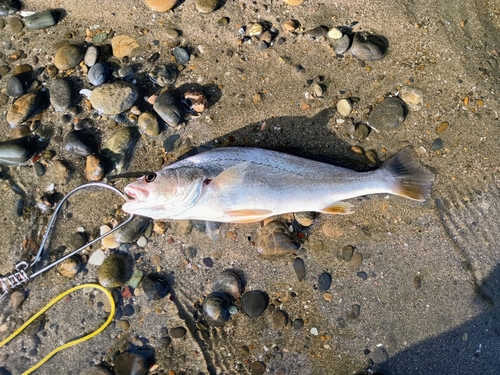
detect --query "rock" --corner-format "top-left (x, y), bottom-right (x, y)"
top-left (113, 351), bottom-right (148, 375)
top-left (53, 160), bottom-right (71, 181)
top-left (118, 65), bottom-right (134, 78)
top-left (97, 253), bottom-right (134, 288)
top-left (354, 124), bottom-right (370, 140)
top-left (8, 17), bottom-right (23, 33)
top-left (149, 64), bottom-right (178, 87)
top-left (101, 126), bottom-right (140, 173)
top-left (323, 292), bottom-right (333, 301)
top-left (6, 76), bottom-right (24, 98)
top-left (163, 134), bottom-right (181, 152)
top-left (0, 0), bottom-right (20, 16)
top-left (272, 310), bottom-right (288, 328)
top-left (34, 161), bottom-right (45, 176)
top-left (89, 81), bottom-right (138, 115)
top-left (69, 232), bottom-right (88, 250)
top-left (241, 290), bottom-right (269, 318)
top-left (141, 273), bottom-right (169, 300)
top-left (327, 27), bottom-right (343, 39)
top-left (138, 112), bottom-right (161, 137)
top-left (54, 44), bottom-right (84, 71)
top-left (57, 256), bottom-right (81, 278)
top-left (348, 253), bottom-right (363, 271)
top-left (114, 216), bottom-right (151, 243)
top-left (337, 98), bottom-right (352, 116)
top-left (84, 46), bottom-right (99, 67)
top-left (341, 245), bottom-right (354, 261)
top-left (88, 249), bottom-right (106, 265)
top-left (88, 62), bottom-right (110, 86)
top-left (212, 270), bottom-right (243, 299)
top-left (400, 86), bottom-right (424, 111)
top-left (432, 138), bottom-right (444, 150)
top-left (292, 318), bottom-right (304, 330)
top-left (6, 91), bottom-right (45, 127)
top-left (357, 271), bottom-right (368, 280)
top-left (368, 97), bottom-right (407, 131)
top-left (49, 78), bottom-right (72, 112)
top-left (318, 272), bottom-right (332, 291)
top-left (196, 0), bottom-right (218, 13)
top-left (293, 257), bottom-right (306, 281)
top-left (25, 10), bottom-right (57, 29)
top-left (85, 154), bottom-right (105, 181)
top-left (122, 304), bottom-right (135, 317)
top-left (144, 0), bottom-right (177, 12)
top-left (335, 34), bottom-right (351, 55)
top-left (128, 269), bottom-right (144, 289)
top-left (112, 35), bottom-right (139, 58)
top-left (170, 326), bottom-right (187, 338)
top-left (116, 320), bottom-right (130, 331)
top-left (172, 47), bottom-right (189, 65)
top-left (64, 131), bottom-right (92, 157)
top-left (305, 25), bottom-right (328, 38)
top-left (251, 361), bottom-right (266, 375)
top-left (153, 91), bottom-right (181, 126)
top-left (257, 220), bottom-right (299, 257)
top-left (350, 32), bottom-right (389, 61)
top-left (9, 290), bottom-right (25, 310)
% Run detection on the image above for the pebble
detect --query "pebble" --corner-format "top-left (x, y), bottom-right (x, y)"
top-left (0, 19), bottom-right (4, 29)
top-left (354, 124), bottom-right (370, 140)
top-left (283, 19), bottom-right (299, 32)
top-left (217, 17), bottom-right (229, 26)
top-left (6, 76), bottom-right (24, 98)
top-left (436, 121), bottom-right (449, 134)
top-left (138, 111), bottom-right (161, 137)
top-left (88, 62), bottom-right (110, 86)
top-left (34, 161), bottom-right (45, 176)
top-left (283, 0), bottom-right (304, 5)
top-left (196, 0), bottom-right (218, 13)
top-left (112, 35), bottom-right (139, 58)
top-left (85, 154), bottom-right (105, 181)
top-left (88, 249), bottom-right (106, 265)
top-left (341, 245), bottom-right (354, 261)
top-left (348, 253), bottom-right (363, 271)
top-left (350, 32), bottom-right (389, 61)
top-left (136, 236), bottom-right (147, 247)
top-left (114, 216), bottom-right (151, 243)
top-left (241, 290), bottom-right (269, 318)
top-left (54, 44), bottom-right (84, 71)
top-left (69, 232), bottom-right (87, 250)
top-left (327, 27), bottom-right (343, 39)
top-left (6, 91), bottom-right (45, 127)
top-left (49, 78), bottom-right (72, 112)
top-left (145, 0), bottom-right (177, 12)
top-left (128, 269), bottom-right (144, 289)
top-left (25, 10), bottom-right (57, 29)
top-left (337, 98), bottom-right (352, 116)
top-left (212, 270), bottom-right (243, 299)
top-left (57, 256), bottom-right (81, 278)
top-left (116, 320), bottom-right (130, 331)
top-left (114, 351), bottom-right (148, 375)
top-left (170, 326), bottom-right (187, 338)
top-left (293, 257), bottom-right (306, 281)
top-left (97, 253), bottom-right (134, 288)
top-left (89, 81), bottom-right (138, 115)
top-left (0, 65), bottom-right (10, 76)
top-left (0, 0), bottom-right (20, 15)
top-left (101, 126), bottom-right (140, 173)
top-left (250, 361), bottom-right (266, 375)
top-left (8, 17), bottom-right (23, 33)
top-left (293, 318), bottom-right (304, 330)
top-left (153, 90), bottom-right (181, 126)
top-left (368, 97), bottom-right (407, 131)
top-left (335, 34), bottom-right (351, 55)
top-left (84, 46), bottom-right (99, 67)
top-left (118, 65), bottom-right (134, 78)
top-left (357, 271), bottom-right (368, 280)
top-left (310, 327), bottom-right (319, 336)
top-left (149, 64), bottom-right (178, 87)
top-left (305, 25), bottom-right (328, 38)
top-left (272, 310), bottom-right (288, 328)
top-left (9, 290), bottom-right (25, 310)
top-left (141, 273), bottom-right (169, 300)
top-left (172, 47), bottom-right (190, 65)
top-left (0, 94), bottom-right (8, 106)
top-left (432, 138), bottom-right (444, 150)
top-left (348, 304), bottom-right (361, 319)
top-left (64, 131), bottom-right (92, 157)
top-left (257, 220), bottom-right (299, 256)
top-left (323, 292), bottom-right (333, 301)
top-left (413, 275), bottom-right (422, 290)
top-left (318, 272), bottom-right (332, 291)
top-left (399, 86), bottom-right (424, 111)
top-left (122, 304), bottom-right (135, 317)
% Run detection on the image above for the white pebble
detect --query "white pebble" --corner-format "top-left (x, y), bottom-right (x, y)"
top-left (327, 27), bottom-right (343, 39)
top-left (310, 327), bottom-right (319, 336)
top-left (337, 98), bottom-right (352, 116)
top-left (88, 249), bottom-right (106, 266)
top-left (136, 236), bottom-right (147, 247)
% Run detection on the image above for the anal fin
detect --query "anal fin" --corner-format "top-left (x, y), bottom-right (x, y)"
top-left (320, 202), bottom-right (354, 215)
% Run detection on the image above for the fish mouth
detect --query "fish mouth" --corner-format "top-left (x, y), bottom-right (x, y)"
top-left (124, 184), bottom-right (150, 201)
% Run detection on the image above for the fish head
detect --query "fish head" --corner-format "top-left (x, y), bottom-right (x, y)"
top-left (122, 167), bottom-right (206, 219)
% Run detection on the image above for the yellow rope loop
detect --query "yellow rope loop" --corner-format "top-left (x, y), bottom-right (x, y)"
top-left (0, 283), bottom-right (115, 375)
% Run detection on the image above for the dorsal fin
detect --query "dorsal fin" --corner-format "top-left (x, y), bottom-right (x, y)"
top-left (211, 162), bottom-right (250, 190)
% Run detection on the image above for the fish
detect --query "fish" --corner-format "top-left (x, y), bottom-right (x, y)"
top-left (122, 147), bottom-right (434, 223)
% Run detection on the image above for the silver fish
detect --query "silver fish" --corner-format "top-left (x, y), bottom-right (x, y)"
top-left (122, 147), bottom-right (434, 223)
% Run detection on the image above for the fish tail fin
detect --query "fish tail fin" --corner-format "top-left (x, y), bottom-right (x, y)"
top-left (382, 148), bottom-right (435, 202)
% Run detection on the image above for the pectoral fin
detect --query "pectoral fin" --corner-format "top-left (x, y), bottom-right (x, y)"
top-left (212, 162), bottom-right (251, 190)
top-left (320, 202), bottom-right (354, 215)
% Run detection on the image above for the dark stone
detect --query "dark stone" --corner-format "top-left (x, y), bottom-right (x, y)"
top-left (241, 290), bottom-right (269, 318)
top-left (357, 271), bottom-right (368, 280)
top-left (203, 257), bottom-right (214, 268)
top-left (141, 273), bottom-right (169, 300)
top-left (6, 76), bottom-right (24, 98)
top-left (293, 257), bottom-right (306, 281)
top-left (318, 272), bottom-right (332, 292)
top-left (113, 351), bottom-right (148, 375)
top-left (432, 138), bottom-right (444, 150)
top-left (122, 304), bottom-right (135, 317)
top-left (170, 326), bottom-right (187, 339)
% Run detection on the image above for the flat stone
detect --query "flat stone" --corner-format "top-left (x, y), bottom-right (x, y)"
top-left (138, 111), bottom-right (161, 137)
top-left (144, 0), bottom-right (177, 12)
top-left (6, 91), bottom-right (45, 126)
top-left (25, 10), bottom-right (57, 29)
top-left (368, 97), bottom-right (407, 131)
top-left (350, 32), bottom-right (389, 61)
top-left (196, 0), bottom-right (218, 13)
top-left (49, 78), bottom-right (72, 112)
top-left (337, 98), bottom-right (352, 116)
top-left (241, 290), bottom-right (269, 318)
top-left (6, 76), bottom-right (24, 97)
top-left (89, 81), bottom-right (138, 115)
top-left (8, 17), bottom-right (23, 33)
top-left (170, 326), bottom-right (187, 338)
top-left (341, 245), bottom-right (354, 261)
top-left (84, 46), bottom-right (99, 67)
top-left (112, 35), bottom-right (139, 58)
top-left (348, 253), bottom-right (363, 271)
top-left (318, 272), bottom-right (332, 291)
top-left (293, 257), bottom-right (306, 281)
top-left (172, 47), bottom-right (189, 65)
top-left (54, 44), bottom-right (84, 71)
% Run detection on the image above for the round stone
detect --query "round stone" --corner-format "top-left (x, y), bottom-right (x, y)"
top-left (293, 318), bottom-right (304, 330)
top-left (138, 111), bottom-right (161, 137)
top-left (368, 97), bottom-right (407, 131)
top-left (305, 25), bottom-right (328, 38)
top-left (196, 0), bottom-right (218, 13)
top-left (432, 138), bottom-right (444, 150)
top-left (241, 290), bottom-right (269, 318)
top-left (54, 44), bottom-right (84, 71)
top-left (111, 35), bottom-right (139, 58)
top-left (335, 34), bottom-right (351, 55)
top-left (350, 32), bottom-right (389, 61)
top-left (57, 257), bottom-right (81, 278)
top-left (272, 310), bottom-right (288, 328)
top-left (212, 270), bottom-right (243, 299)
top-left (85, 154), bottom-right (105, 181)
top-left (84, 46), bottom-right (99, 67)
top-left (114, 352), bottom-right (148, 375)
top-left (250, 361), bottom-right (266, 375)
top-left (341, 245), bottom-right (354, 261)
top-left (144, 0), bottom-right (177, 12)
top-left (318, 272), bottom-right (332, 292)
top-left (25, 10), bottom-right (57, 29)
top-left (34, 161), bottom-right (45, 176)
top-left (6, 76), bottom-right (24, 98)
top-left (172, 47), bottom-right (189, 65)
top-left (122, 304), bottom-right (135, 317)
top-left (88, 62), bottom-right (110, 86)
top-left (97, 253), bottom-right (134, 288)
top-left (170, 326), bottom-right (187, 338)
top-left (293, 257), bottom-right (306, 281)
top-left (89, 81), bottom-right (138, 115)
top-left (64, 131), bottom-right (92, 156)
top-left (348, 253), bottom-right (363, 271)
top-left (327, 27), bottom-right (343, 39)
top-left (153, 91), bottom-right (181, 126)
top-left (49, 78), bottom-right (72, 112)
top-left (8, 17), bottom-right (23, 33)
top-left (337, 98), bottom-right (352, 116)
top-left (354, 124), bottom-right (370, 140)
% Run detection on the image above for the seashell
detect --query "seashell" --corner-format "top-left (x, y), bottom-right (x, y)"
top-left (203, 292), bottom-right (232, 327)
top-left (148, 64), bottom-right (178, 87)
top-left (350, 32), bottom-right (389, 61)
top-left (248, 23), bottom-right (263, 36)
top-left (114, 216), bottom-right (152, 244)
top-left (294, 212), bottom-right (316, 227)
top-left (180, 91), bottom-right (208, 115)
top-left (88, 62), bottom-right (110, 86)
top-left (212, 270), bottom-right (243, 299)
top-left (57, 256), bottom-right (81, 278)
top-left (256, 220), bottom-right (299, 257)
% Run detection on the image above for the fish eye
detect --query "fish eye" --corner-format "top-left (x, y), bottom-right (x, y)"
top-left (144, 173), bottom-right (157, 183)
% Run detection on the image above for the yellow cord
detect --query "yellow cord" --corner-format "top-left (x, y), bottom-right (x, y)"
top-left (0, 283), bottom-right (115, 375)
